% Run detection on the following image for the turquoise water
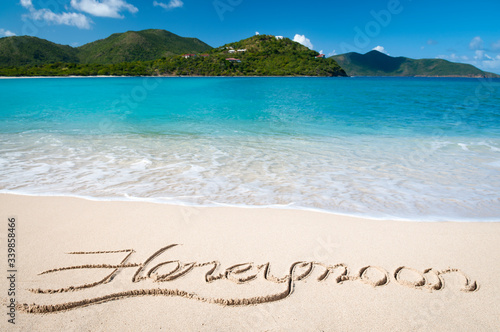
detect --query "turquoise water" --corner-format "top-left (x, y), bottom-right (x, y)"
top-left (1, 77), bottom-right (500, 220)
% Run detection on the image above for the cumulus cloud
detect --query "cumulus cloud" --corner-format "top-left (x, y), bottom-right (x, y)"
top-left (372, 45), bottom-right (389, 55)
top-left (480, 56), bottom-right (500, 71)
top-left (20, 0), bottom-right (92, 29)
top-left (438, 51), bottom-right (500, 73)
top-left (437, 54), bottom-right (468, 62)
top-left (474, 50), bottom-right (485, 60)
top-left (0, 29), bottom-right (16, 37)
top-left (20, 0), bottom-right (32, 8)
top-left (71, 0), bottom-right (138, 18)
top-left (328, 50), bottom-right (337, 56)
top-left (492, 40), bottom-right (500, 51)
top-left (153, 0), bottom-right (183, 10)
top-left (29, 8), bottom-right (92, 29)
top-left (293, 34), bottom-right (313, 49)
top-left (255, 32), bottom-right (260, 35)
top-left (469, 36), bottom-right (484, 50)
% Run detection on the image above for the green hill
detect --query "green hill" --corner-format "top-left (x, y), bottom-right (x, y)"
top-left (153, 34), bottom-right (347, 76)
top-left (332, 50), bottom-right (500, 78)
top-left (77, 29), bottom-right (212, 64)
top-left (0, 29), bottom-right (212, 67)
top-left (0, 34), bottom-right (347, 77)
top-left (0, 36), bottom-right (79, 67)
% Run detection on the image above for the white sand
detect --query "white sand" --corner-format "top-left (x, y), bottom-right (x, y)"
top-left (1, 194), bottom-right (499, 331)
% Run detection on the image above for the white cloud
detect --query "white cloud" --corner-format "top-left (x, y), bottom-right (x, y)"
top-left (427, 39), bottom-right (438, 45)
top-left (469, 36), bottom-right (484, 50)
top-left (438, 53), bottom-right (466, 62)
top-left (20, 0), bottom-right (33, 9)
top-left (319, 50), bottom-right (324, 55)
top-left (480, 57), bottom-right (500, 71)
top-left (153, 0), bottom-right (183, 10)
top-left (474, 50), bottom-right (485, 60)
top-left (372, 45), bottom-right (389, 55)
top-left (29, 8), bottom-right (92, 29)
top-left (438, 51), bottom-right (500, 74)
top-left (71, 0), bottom-right (138, 18)
top-left (0, 29), bottom-right (16, 37)
top-left (275, 36), bottom-right (283, 40)
top-left (293, 34), bottom-right (313, 49)
top-left (255, 32), bottom-right (260, 35)
top-left (328, 50), bottom-right (337, 56)
top-left (492, 40), bottom-right (500, 51)
top-left (20, 0), bottom-right (92, 29)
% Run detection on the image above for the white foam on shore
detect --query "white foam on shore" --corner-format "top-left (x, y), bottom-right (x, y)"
top-left (1, 132), bottom-right (500, 222)
top-left (3, 190), bottom-right (500, 222)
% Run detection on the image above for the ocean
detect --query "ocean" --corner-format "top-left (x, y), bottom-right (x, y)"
top-left (1, 76), bottom-right (499, 221)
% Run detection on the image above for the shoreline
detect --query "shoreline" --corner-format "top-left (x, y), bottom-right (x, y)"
top-left (1, 193), bottom-right (499, 330)
top-left (0, 75), bottom-right (346, 79)
top-left (2, 191), bottom-right (499, 223)
top-left (1, 75), bottom-right (499, 79)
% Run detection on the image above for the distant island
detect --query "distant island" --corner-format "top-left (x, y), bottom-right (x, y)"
top-left (332, 50), bottom-right (499, 78)
top-left (0, 29), bottom-right (497, 78)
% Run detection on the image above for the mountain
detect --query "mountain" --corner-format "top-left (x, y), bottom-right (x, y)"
top-left (168, 34), bottom-right (346, 76)
top-left (150, 34), bottom-right (347, 76)
top-left (332, 50), bottom-right (500, 78)
top-left (0, 29), bottom-right (212, 67)
top-left (0, 34), bottom-right (347, 77)
top-left (0, 36), bottom-right (79, 67)
top-left (77, 29), bottom-right (212, 64)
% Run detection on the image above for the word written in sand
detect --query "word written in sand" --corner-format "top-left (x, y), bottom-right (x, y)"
top-left (19, 244), bottom-right (478, 314)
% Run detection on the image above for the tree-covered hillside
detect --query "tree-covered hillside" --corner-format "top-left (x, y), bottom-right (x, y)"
top-left (77, 29), bottom-right (212, 64)
top-left (0, 34), bottom-right (348, 77)
top-left (0, 36), bottom-right (79, 67)
top-left (152, 35), bottom-right (347, 76)
top-left (0, 29), bottom-right (211, 67)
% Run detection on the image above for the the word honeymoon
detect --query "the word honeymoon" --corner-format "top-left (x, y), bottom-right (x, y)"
top-left (20, 244), bottom-right (478, 314)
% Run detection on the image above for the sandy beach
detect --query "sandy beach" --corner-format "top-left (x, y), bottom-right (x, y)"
top-left (1, 193), bottom-right (499, 331)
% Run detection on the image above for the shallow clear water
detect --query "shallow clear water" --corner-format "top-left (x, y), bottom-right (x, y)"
top-left (1, 77), bottom-right (500, 220)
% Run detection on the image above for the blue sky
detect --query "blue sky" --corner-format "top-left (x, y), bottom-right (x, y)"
top-left (1, 0), bottom-right (500, 73)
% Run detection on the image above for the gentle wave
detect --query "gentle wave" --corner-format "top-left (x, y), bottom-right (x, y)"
top-left (1, 132), bottom-right (499, 221)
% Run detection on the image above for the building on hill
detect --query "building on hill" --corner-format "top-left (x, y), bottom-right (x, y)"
top-left (226, 58), bottom-right (241, 63)
top-left (315, 54), bottom-right (326, 59)
top-left (182, 54), bottom-right (196, 58)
